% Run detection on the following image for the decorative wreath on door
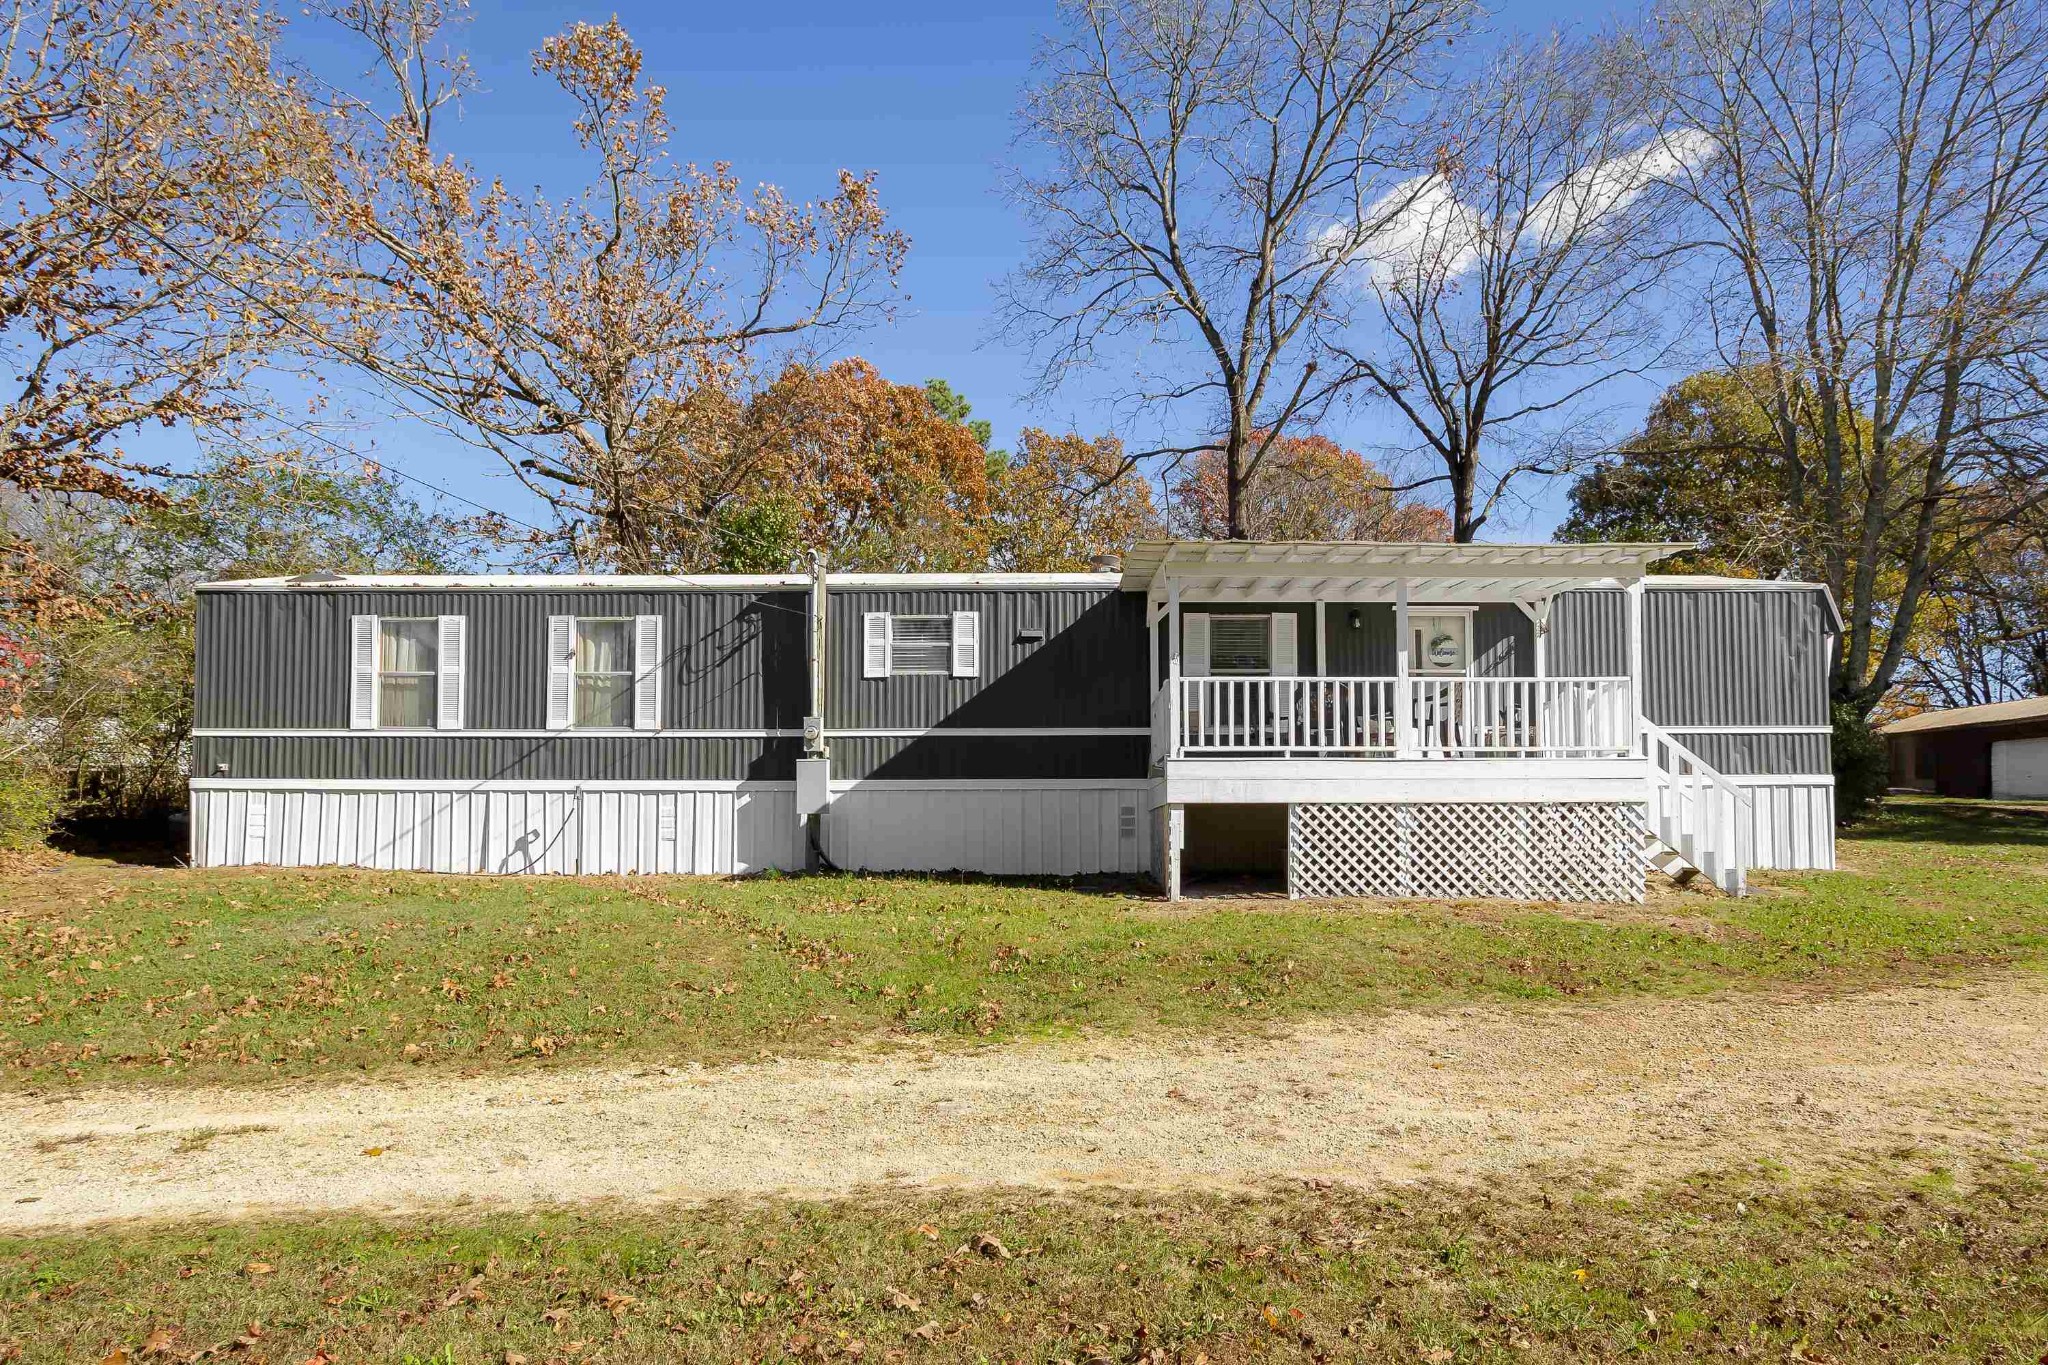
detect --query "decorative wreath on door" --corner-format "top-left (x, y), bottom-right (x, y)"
top-left (1427, 631), bottom-right (1459, 668)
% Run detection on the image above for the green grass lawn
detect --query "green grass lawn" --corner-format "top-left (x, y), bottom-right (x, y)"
top-left (4, 796), bottom-right (2046, 1089)
top-left (5, 1155), bottom-right (2044, 1362)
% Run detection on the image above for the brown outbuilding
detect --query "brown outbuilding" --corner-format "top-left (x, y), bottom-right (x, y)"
top-left (1883, 697), bottom-right (2048, 799)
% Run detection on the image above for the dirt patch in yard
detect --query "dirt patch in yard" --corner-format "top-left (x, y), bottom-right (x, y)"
top-left (2, 974), bottom-right (2043, 1232)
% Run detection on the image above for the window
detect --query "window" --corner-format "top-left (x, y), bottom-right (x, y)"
top-left (1208, 615), bottom-right (1272, 675)
top-left (545, 614), bottom-right (662, 731)
top-left (889, 615), bottom-right (953, 673)
top-left (377, 618), bottom-right (439, 727)
top-left (1411, 613), bottom-right (1469, 674)
top-left (862, 611), bottom-right (981, 678)
top-left (572, 618), bottom-right (634, 727)
top-left (350, 614), bottom-right (465, 730)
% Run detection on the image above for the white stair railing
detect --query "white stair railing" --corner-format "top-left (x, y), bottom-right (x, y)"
top-left (1640, 719), bottom-right (1753, 896)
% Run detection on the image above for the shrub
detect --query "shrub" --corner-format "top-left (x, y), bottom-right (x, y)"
top-left (0, 768), bottom-right (63, 850)
top-left (1833, 701), bottom-right (1889, 824)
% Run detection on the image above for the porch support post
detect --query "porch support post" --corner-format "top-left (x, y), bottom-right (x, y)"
top-left (1626, 576), bottom-right (1646, 748)
top-left (1394, 577), bottom-right (1413, 758)
top-left (1168, 580), bottom-right (1183, 759)
top-left (1148, 602), bottom-right (1159, 695)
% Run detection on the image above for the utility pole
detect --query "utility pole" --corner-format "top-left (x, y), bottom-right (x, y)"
top-left (797, 549), bottom-right (831, 871)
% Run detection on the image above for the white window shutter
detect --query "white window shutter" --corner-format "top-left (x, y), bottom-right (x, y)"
top-left (1271, 612), bottom-right (1299, 733)
top-left (862, 612), bottom-right (890, 678)
top-left (435, 615), bottom-right (466, 730)
top-left (1181, 613), bottom-right (1210, 677)
top-left (950, 610), bottom-right (981, 678)
top-left (1271, 613), bottom-right (1298, 676)
top-left (545, 615), bottom-right (575, 730)
top-left (349, 614), bottom-right (379, 729)
top-left (633, 614), bottom-right (662, 731)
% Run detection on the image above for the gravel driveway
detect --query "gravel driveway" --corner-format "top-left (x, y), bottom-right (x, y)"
top-left (5, 975), bottom-right (2044, 1231)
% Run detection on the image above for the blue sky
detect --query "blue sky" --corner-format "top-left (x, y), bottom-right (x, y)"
top-left (273, 0), bottom-right (1657, 547)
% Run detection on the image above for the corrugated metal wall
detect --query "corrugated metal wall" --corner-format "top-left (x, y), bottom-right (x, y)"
top-left (831, 735), bottom-right (1148, 781)
top-left (197, 587), bottom-right (809, 731)
top-left (1324, 603), bottom-right (1395, 674)
top-left (830, 587), bottom-right (1146, 729)
top-left (824, 783), bottom-right (1151, 876)
top-left (1549, 585), bottom-right (1834, 776)
top-left (190, 784), bottom-right (800, 874)
top-left (191, 735), bottom-right (800, 782)
top-left (1472, 605), bottom-right (1533, 677)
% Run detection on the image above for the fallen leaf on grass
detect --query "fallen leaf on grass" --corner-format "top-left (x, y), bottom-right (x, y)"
top-left (139, 1328), bottom-right (178, 1356)
top-left (969, 1233), bottom-right (1011, 1260)
top-left (911, 1223), bottom-right (939, 1240)
top-left (361, 1147), bottom-right (384, 1157)
top-left (99, 1352), bottom-right (128, 1365)
top-left (243, 1263), bottom-right (273, 1278)
top-left (883, 1288), bottom-right (921, 1312)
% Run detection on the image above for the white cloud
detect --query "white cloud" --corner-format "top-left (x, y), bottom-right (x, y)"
top-left (1322, 127), bottom-right (1718, 288)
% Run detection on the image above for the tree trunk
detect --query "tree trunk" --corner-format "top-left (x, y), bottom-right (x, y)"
top-left (1224, 429), bottom-right (1249, 540)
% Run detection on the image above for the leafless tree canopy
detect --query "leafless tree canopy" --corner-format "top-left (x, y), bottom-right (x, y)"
top-left (1655, 0), bottom-right (2048, 710)
top-left (1001, 0), bottom-right (1472, 539)
top-left (1336, 32), bottom-right (1688, 540)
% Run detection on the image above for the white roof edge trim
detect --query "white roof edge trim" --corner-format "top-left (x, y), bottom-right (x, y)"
top-left (198, 572), bottom-right (1124, 591)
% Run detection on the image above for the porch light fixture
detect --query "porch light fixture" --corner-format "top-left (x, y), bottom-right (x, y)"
top-left (1347, 608), bottom-right (1362, 630)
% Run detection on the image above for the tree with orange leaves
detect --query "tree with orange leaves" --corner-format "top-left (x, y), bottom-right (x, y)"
top-left (280, 5), bottom-right (908, 571)
top-left (720, 359), bottom-right (993, 572)
top-left (1165, 434), bottom-right (1448, 542)
top-left (985, 429), bottom-right (1159, 570)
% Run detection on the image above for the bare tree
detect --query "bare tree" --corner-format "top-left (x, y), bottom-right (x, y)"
top-left (1335, 32), bottom-right (1690, 541)
top-left (1002, 0), bottom-right (1471, 540)
top-left (1655, 0), bottom-right (2048, 713)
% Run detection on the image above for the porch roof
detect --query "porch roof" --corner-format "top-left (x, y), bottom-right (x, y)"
top-left (1118, 539), bottom-right (1693, 602)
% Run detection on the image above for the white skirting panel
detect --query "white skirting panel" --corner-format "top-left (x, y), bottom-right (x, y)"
top-left (1730, 777), bottom-right (1835, 870)
top-left (823, 782), bottom-right (1152, 876)
top-left (190, 784), bottom-right (799, 875)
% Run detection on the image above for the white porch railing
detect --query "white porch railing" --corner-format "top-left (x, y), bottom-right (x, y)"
top-left (1641, 719), bottom-right (1753, 896)
top-left (1164, 676), bottom-right (1634, 759)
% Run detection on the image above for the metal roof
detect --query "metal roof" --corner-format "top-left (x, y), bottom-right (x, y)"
top-left (199, 572), bottom-right (1122, 592)
top-left (1882, 696), bottom-right (2048, 735)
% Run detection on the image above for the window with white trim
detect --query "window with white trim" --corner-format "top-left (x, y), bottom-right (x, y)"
top-left (350, 613), bottom-right (466, 730)
top-left (544, 613), bottom-right (662, 731)
top-left (1208, 615), bottom-right (1272, 675)
top-left (862, 610), bottom-right (981, 678)
top-left (377, 618), bottom-right (439, 727)
top-left (572, 617), bottom-right (634, 727)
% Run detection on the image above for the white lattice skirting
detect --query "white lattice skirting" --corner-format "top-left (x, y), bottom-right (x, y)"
top-left (1286, 801), bottom-right (1644, 903)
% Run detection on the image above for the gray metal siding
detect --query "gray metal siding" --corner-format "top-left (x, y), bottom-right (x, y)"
top-left (1325, 603), bottom-right (1395, 674)
top-left (197, 587), bottom-right (808, 731)
top-left (1549, 590), bottom-right (1627, 676)
top-left (832, 735), bottom-right (1149, 781)
top-left (1472, 605), bottom-right (1533, 678)
top-left (1552, 585), bottom-right (1833, 775)
top-left (192, 735), bottom-right (799, 782)
top-left (1671, 732), bottom-right (1831, 776)
top-left (832, 587), bottom-right (1147, 729)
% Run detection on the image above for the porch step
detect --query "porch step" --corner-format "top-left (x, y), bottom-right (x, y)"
top-left (1639, 830), bottom-right (1701, 886)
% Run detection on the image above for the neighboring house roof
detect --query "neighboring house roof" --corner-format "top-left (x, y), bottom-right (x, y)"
top-left (1882, 696), bottom-right (2048, 735)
